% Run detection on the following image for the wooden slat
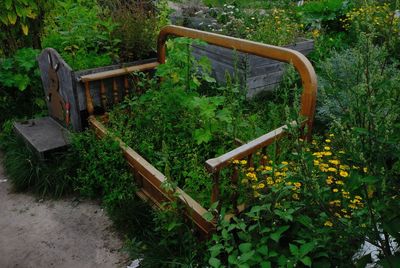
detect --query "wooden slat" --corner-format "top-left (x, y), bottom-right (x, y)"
top-left (205, 122), bottom-right (296, 173)
top-left (100, 81), bottom-right (107, 109)
top-left (84, 81), bottom-right (94, 116)
top-left (80, 62), bottom-right (159, 82)
top-left (124, 76), bottom-right (129, 96)
top-left (112, 79), bottom-right (119, 103)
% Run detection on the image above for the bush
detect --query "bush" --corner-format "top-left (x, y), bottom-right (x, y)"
top-left (317, 34), bottom-right (400, 264)
top-left (41, 0), bottom-right (119, 70)
top-left (100, 0), bottom-right (170, 62)
top-left (0, 48), bottom-right (45, 125)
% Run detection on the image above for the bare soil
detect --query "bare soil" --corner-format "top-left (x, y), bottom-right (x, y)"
top-left (0, 155), bottom-right (129, 268)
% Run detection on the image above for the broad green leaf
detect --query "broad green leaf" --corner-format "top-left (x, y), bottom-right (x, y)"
top-left (301, 256), bottom-right (312, 267)
top-left (289, 243), bottom-right (299, 256)
top-left (209, 257), bottom-right (221, 268)
top-left (261, 261), bottom-right (271, 268)
top-left (240, 250), bottom-right (255, 262)
top-left (203, 211), bottom-right (214, 222)
top-left (257, 245), bottom-right (268, 256)
top-left (300, 242), bottom-right (315, 256)
top-left (239, 243), bottom-right (252, 253)
top-left (270, 225), bottom-right (289, 242)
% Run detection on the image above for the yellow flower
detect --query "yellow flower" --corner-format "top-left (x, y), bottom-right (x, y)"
top-left (355, 195), bottom-right (362, 200)
top-left (363, 167), bottom-right (368, 173)
top-left (333, 188), bottom-right (339, 193)
top-left (240, 160), bottom-right (247, 165)
top-left (232, 160), bottom-right (239, 164)
top-left (324, 220), bottom-right (333, 227)
top-left (312, 29), bottom-right (320, 38)
top-left (281, 161), bottom-right (288, 165)
top-left (329, 134), bottom-right (334, 137)
top-left (324, 146), bottom-right (331, 151)
top-left (339, 170), bottom-right (349, 177)
top-left (329, 160), bottom-right (340, 165)
top-left (264, 166), bottom-right (273, 171)
top-left (314, 160), bottom-right (320, 166)
top-left (325, 139), bottom-right (331, 143)
top-left (328, 167), bottom-right (337, 172)
top-left (248, 167), bottom-right (254, 172)
top-left (326, 177), bottom-right (333, 185)
top-left (324, 152), bottom-right (332, 156)
top-left (294, 182), bottom-right (302, 188)
top-left (292, 193), bottom-right (300, 200)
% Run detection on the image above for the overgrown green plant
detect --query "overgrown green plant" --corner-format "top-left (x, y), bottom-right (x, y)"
top-left (297, 0), bottom-right (353, 32)
top-left (100, 0), bottom-right (170, 62)
top-left (71, 130), bottom-right (136, 208)
top-left (0, 121), bottom-right (77, 197)
top-left (342, 2), bottom-right (400, 59)
top-left (317, 34), bottom-right (400, 264)
top-left (0, 0), bottom-right (53, 56)
top-left (106, 38), bottom-right (296, 206)
top-left (0, 48), bottom-right (45, 124)
top-left (41, 0), bottom-right (119, 70)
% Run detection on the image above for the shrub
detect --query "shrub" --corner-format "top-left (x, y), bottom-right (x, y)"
top-left (41, 0), bottom-right (119, 70)
top-left (0, 48), bottom-right (45, 124)
top-left (317, 34), bottom-right (400, 264)
top-left (100, 0), bottom-right (170, 62)
top-left (0, 0), bottom-right (53, 56)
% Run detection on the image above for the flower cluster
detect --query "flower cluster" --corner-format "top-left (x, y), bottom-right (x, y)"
top-left (233, 134), bottom-right (368, 228)
top-left (342, 4), bottom-right (400, 34)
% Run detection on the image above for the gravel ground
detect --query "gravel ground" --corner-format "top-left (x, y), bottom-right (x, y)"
top-left (0, 154), bottom-right (129, 268)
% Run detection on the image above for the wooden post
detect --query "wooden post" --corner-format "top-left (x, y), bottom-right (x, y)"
top-left (100, 80), bottom-right (107, 109)
top-left (85, 81), bottom-right (94, 116)
top-left (113, 79), bottom-right (119, 104)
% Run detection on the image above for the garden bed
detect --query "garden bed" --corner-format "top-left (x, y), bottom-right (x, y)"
top-left (78, 25), bottom-right (317, 238)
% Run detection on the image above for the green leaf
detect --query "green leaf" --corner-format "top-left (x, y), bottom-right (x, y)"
top-left (270, 225), bottom-right (289, 242)
top-left (193, 128), bottom-right (212, 144)
top-left (4, 0), bottom-right (12, 10)
top-left (256, 245), bottom-right (268, 256)
top-left (301, 256), bottom-right (312, 267)
top-left (203, 211), bottom-right (214, 222)
top-left (239, 243), bottom-right (252, 253)
top-left (209, 257), bottom-right (221, 268)
top-left (299, 242), bottom-right (315, 256)
top-left (260, 261), bottom-right (271, 268)
top-left (240, 250), bottom-right (255, 262)
top-left (289, 243), bottom-right (299, 256)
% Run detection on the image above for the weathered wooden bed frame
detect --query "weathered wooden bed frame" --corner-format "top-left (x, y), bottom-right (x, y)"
top-left (79, 25), bottom-right (317, 238)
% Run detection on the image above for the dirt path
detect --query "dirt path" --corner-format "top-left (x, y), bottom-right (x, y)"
top-left (0, 155), bottom-right (129, 268)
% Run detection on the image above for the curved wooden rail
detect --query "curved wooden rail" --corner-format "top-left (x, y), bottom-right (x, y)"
top-left (158, 25), bottom-right (317, 136)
